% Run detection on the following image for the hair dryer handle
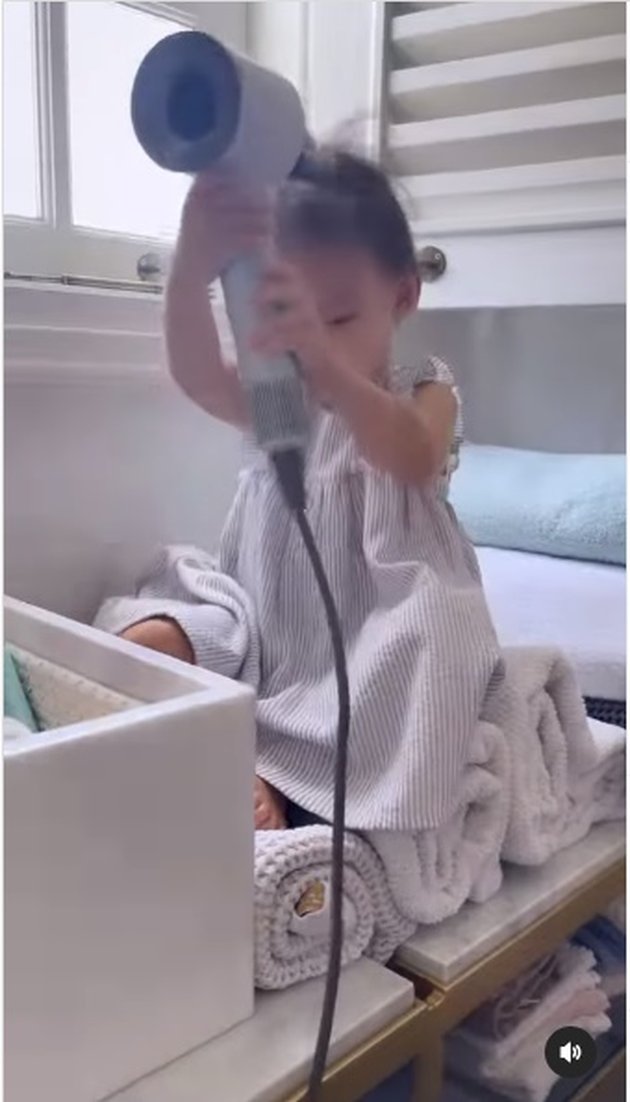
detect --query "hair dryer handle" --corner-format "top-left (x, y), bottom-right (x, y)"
top-left (221, 257), bottom-right (310, 454)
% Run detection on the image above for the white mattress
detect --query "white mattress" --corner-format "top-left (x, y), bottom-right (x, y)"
top-left (477, 546), bottom-right (626, 701)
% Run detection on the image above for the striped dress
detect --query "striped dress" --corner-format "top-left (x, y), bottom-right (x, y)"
top-left (96, 358), bottom-right (503, 832)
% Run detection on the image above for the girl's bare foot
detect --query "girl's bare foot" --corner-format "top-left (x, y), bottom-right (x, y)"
top-left (254, 776), bottom-right (287, 830)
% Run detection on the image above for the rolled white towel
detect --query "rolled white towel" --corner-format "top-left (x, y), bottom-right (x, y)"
top-left (254, 826), bottom-right (415, 990)
top-left (368, 721), bottom-right (509, 924)
top-left (569, 718), bottom-right (625, 832)
top-left (485, 648), bottom-right (625, 865)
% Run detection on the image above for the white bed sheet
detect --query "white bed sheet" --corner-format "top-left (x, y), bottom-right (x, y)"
top-left (476, 546), bottom-right (626, 701)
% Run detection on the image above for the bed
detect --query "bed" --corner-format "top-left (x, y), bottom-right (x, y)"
top-left (476, 547), bottom-right (626, 728)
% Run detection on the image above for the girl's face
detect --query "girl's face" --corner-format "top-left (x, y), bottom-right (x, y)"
top-left (286, 245), bottom-right (420, 380)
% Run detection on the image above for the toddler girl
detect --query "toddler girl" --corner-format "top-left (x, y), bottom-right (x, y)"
top-left (99, 150), bottom-right (502, 832)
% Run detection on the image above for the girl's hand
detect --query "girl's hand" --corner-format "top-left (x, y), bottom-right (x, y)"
top-left (172, 172), bottom-right (272, 286)
top-left (250, 261), bottom-right (341, 401)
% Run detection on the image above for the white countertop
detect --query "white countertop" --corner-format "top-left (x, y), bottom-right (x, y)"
top-left (110, 960), bottom-right (415, 1102)
top-left (396, 821), bottom-right (625, 984)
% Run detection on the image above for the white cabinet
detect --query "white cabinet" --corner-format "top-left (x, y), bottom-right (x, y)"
top-left (249, 1), bottom-right (626, 309)
top-left (409, 224), bottom-right (625, 309)
top-left (385, 1), bottom-right (625, 309)
top-left (5, 598), bottom-right (255, 1102)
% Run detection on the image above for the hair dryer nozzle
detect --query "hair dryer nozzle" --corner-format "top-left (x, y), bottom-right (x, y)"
top-left (131, 30), bottom-right (307, 184)
top-left (131, 32), bottom-right (240, 173)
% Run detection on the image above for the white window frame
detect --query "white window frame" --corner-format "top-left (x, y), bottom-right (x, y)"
top-left (6, 0), bottom-right (384, 284)
top-left (4, 1), bottom-right (245, 284)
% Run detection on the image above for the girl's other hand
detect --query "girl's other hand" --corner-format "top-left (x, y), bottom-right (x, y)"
top-left (250, 261), bottom-right (340, 402)
top-left (172, 172), bottom-right (272, 286)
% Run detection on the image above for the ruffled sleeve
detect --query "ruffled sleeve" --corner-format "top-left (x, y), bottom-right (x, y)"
top-left (391, 356), bottom-right (463, 485)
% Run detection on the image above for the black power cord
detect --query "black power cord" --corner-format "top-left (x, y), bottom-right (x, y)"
top-left (272, 449), bottom-right (351, 1102)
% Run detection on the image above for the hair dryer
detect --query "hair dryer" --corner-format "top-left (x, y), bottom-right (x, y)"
top-left (131, 31), bottom-right (312, 468)
top-left (131, 36), bottom-right (350, 1102)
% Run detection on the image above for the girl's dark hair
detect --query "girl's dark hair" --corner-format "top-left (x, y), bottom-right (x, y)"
top-left (276, 148), bottom-right (418, 278)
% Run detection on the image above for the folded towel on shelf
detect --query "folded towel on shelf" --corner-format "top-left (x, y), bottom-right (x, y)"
top-left (4, 648), bottom-right (39, 732)
top-left (446, 943), bottom-right (611, 1102)
top-left (8, 645), bottom-right (139, 730)
top-left (4, 717), bottom-right (32, 741)
top-left (470, 996), bottom-right (609, 1102)
top-left (253, 825), bottom-right (415, 989)
top-left (599, 969), bottom-right (627, 1001)
top-left (574, 915), bottom-right (626, 968)
top-left (604, 894), bottom-right (626, 933)
top-left (368, 720), bottom-right (510, 924)
top-left (484, 647), bottom-right (625, 866)
top-left (573, 914), bottom-right (626, 1001)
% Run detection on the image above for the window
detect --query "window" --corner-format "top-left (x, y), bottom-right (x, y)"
top-left (4, 1), bottom-right (40, 218)
top-left (4, 1), bottom-right (247, 283)
top-left (383, 1), bottom-right (626, 236)
top-left (66, 2), bottom-right (187, 240)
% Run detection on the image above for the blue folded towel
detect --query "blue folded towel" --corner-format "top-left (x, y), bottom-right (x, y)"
top-left (4, 648), bottom-right (39, 732)
top-left (573, 916), bottom-right (626, 969)
top-left (450, 444), bottom-right (625, 566)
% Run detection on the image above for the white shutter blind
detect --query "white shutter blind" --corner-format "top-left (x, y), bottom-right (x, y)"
top-left (385, 1), bottom-right (626, 236)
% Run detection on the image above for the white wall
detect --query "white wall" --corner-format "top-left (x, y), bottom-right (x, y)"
top-left (396, 304), bottom-right (625, 454)
top-left (5, 372), bottom-right (241, 623)
top-left (246, 2), bottom-right (307, 93)
top-left (187, 2), bottom-right (247, 48)
top-left (247, 0), bottom-right (384, 152)
top-left (4, 281), bottom-right (243, 622)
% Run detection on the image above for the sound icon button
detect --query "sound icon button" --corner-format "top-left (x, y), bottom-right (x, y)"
top-left (545, 1027), bottom-right (597, 1079)
top-left (560, 1040), bottom-right (582, 1063)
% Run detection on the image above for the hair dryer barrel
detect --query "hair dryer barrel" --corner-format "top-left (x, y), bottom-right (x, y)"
top-left (131, 31), bottom-right (311, 462)
top-left (131, 31), bottom-right (307, 184)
